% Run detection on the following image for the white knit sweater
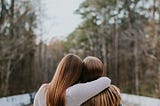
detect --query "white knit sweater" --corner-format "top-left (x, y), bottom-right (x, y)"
top-left (33, 77), bottom-right (111, 106)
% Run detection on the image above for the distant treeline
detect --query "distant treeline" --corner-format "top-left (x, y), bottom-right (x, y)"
top-left (0, 0), bottom-right (160, 99)
top-left (0, 0), bottom-right (60, 97)
top-left (64, 0), bottom-right (160, 98)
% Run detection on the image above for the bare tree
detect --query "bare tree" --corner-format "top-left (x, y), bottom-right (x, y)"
top-left (0, 0), bottom-right (36, 96)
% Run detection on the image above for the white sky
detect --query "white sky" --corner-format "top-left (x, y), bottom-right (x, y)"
top-left (36, 0), bottom-right (84, 42)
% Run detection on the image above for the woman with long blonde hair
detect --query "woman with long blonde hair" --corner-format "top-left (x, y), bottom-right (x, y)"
top-left (80, 56), bottom-right (121, 106)
top-left (34, 54), bottom-right (111, 106)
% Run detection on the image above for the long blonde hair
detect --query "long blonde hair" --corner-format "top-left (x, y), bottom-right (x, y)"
top-left (46, 54), bottom-right (82, 106)
top-left (81, 85), bottom-right (121, 106)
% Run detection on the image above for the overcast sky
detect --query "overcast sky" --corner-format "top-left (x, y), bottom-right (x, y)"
top-left (35, 0), bottom-right (84, 42)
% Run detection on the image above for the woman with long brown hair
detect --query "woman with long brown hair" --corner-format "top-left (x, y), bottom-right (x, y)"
top-left (34, 54), bottom-right (111, 106)
top-left (80, 56), bottom-right (121, 106)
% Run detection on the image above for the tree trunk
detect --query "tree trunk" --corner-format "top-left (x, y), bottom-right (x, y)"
top-left (134, 36), bottom-right (139, 95)
top-left (101, 21), bottom-right (107, 76)
top-left (102, 35), bottom-right (107, 76)
top-left (0, 59), bottom-right (12, 96)
top-left (114, 17), bottom-right (119, 86)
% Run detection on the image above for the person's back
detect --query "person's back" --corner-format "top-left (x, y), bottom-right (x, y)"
top-left (34, 54), bottom-right (111, 106)
top-left (81, 85), bottom-right (121, 106)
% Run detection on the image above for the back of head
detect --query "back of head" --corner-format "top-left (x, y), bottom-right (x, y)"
top-left (81, 56), bottom-right (104, 82)
top-left (46, 54), bottom-right (82, 106)
top-left (81, 85), bottom-right (121, 106)
top-left (51, 54), bottom-right (82, 85)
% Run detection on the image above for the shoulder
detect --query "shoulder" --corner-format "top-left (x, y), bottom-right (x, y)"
top-left (38, 84), bottom-right (48, 93)
top-left (34, 84), bottom-right (48, 106)
top-left (35, 84), bottom-right (48, 99)
top-left (39, 84), bottom-right (48, 91)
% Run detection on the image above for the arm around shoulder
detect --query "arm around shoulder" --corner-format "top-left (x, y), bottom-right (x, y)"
top-left (66, 77), bottom-right (111, 105)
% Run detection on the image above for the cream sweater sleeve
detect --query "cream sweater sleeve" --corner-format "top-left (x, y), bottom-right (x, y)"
top-left (66, 77), bottom-right (111, 106)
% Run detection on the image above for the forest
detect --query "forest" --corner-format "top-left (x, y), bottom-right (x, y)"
top-left (0, 0), bottom-right (160, 99)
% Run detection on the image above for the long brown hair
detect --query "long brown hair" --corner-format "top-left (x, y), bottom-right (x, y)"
top-left (80, 56), bottom-right (104, 82)
top-left (81, 85), bottom-right (121, 106)
top-left (46, 54), bottom-right (82, 106)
